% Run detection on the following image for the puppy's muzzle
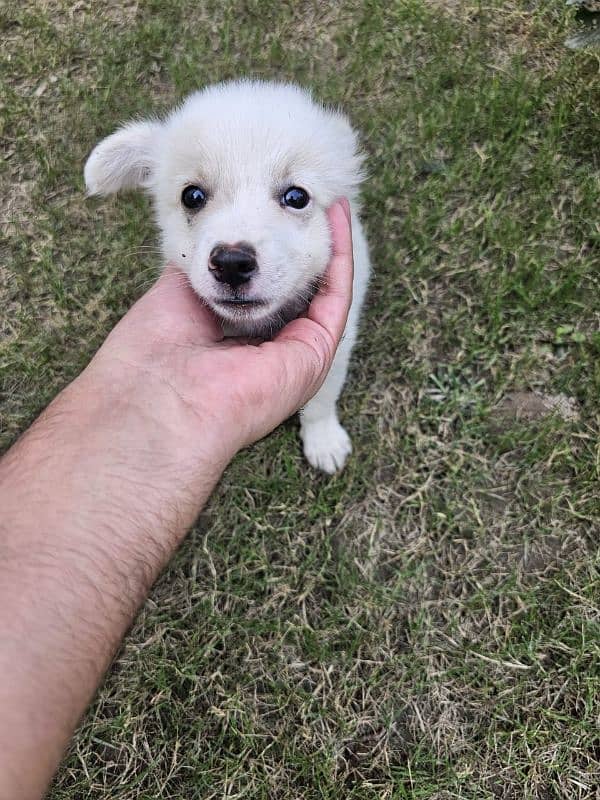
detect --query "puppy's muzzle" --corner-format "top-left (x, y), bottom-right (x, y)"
top-left (209, 243), bottom-right (257, 289)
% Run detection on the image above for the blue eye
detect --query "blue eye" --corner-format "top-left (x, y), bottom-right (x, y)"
top-left (282, 186), bottom-right (310, 209)
top-left (181, 185), bottom-right (207, 210)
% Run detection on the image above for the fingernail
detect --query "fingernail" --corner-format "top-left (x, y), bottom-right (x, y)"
top-left (339, 197), bottom-right (351, 222)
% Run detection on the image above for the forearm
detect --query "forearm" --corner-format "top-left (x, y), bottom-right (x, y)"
top-left (0, 367), bottom-right (227, 800)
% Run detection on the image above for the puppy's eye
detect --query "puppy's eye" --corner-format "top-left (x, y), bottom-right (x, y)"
top-left (281, 186), bottom-right (310, 210)
top-left (181, 185), bottom-right (207, 210)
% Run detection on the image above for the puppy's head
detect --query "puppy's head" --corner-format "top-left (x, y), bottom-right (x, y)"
top-left (84, 80), bottom-right (364, 335)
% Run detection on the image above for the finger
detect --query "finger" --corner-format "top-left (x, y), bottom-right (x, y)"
top-left (276, 199), bottom-right (354, 355)
top-left (269, 199), bottom-right (355, 405)
top-left (306, 198), bottom-right (354, 343)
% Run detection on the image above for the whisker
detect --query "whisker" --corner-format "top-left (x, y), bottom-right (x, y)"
top-left (124, 245), bottom-right (163, 252)
top-left (121, 248), bottom-right (164, 259)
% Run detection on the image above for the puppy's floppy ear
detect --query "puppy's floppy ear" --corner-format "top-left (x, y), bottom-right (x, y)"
top-left (84, 120), bottom-right (161, 196)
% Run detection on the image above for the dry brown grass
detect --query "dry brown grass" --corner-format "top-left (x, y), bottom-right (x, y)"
top-left (1, 0), bottom-right (599, 797)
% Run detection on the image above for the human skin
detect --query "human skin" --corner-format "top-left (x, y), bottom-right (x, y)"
top-left (0, 200), bottom-right (354, 800)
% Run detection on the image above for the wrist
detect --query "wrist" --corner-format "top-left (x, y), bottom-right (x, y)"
top-left (2, 354), bottom-right (231, 571)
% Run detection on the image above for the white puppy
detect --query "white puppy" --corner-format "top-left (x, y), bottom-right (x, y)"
top-left (84, 79), bottom-right (371, 473)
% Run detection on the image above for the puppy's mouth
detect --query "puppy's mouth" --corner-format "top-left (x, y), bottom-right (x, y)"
top-left (202, 282), bottom-right (318, 338)
top-left (213, 298), bottom-right (270, 313)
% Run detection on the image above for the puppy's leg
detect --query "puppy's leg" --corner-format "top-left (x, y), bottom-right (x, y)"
top-left (300, 331), bottom-right (355, 474)
top-left (300, 214), bottom-right (369, 474)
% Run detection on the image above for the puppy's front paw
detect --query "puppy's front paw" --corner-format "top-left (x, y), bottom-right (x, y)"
top-left (300, 418), bottom-right (352, 474)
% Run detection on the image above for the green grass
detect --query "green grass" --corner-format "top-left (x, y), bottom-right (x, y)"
top-left (2, 0), bottom-right (599, 797)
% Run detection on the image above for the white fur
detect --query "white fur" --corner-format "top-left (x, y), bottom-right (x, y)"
top-left (85, 79), bottom-right (371, 473)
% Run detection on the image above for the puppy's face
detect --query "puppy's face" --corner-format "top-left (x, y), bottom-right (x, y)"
top-left (155, 123), bottom-right (331, 333)
top-left (85, 80), bottom-right (364, 335)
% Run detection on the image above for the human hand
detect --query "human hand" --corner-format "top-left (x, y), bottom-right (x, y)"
top-left (88, 198), bottom-right (354, 465)
top-left (0, 199), bottom-right (353, 800)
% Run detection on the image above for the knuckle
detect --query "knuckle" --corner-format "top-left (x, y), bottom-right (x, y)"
top-left (308, 329), bottom-right (335, 379)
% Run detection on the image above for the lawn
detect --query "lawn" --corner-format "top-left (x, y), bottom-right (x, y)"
top-left (1, 1), bottom-right (599, 798)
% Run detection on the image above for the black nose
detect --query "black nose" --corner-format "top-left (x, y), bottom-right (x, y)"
top-left (209, 244), bottom-right (257, 288)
